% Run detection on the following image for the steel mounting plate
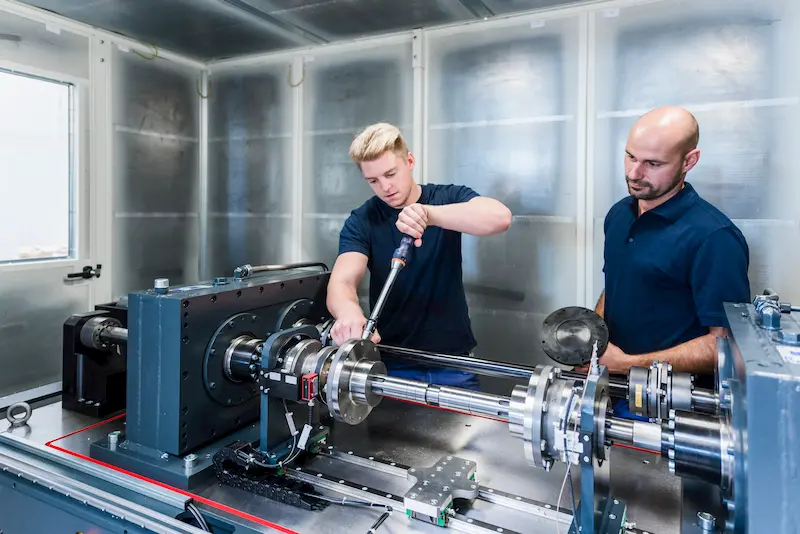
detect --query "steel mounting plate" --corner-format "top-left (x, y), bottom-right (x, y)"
top-left (541, 307), bottom-right (608, 367)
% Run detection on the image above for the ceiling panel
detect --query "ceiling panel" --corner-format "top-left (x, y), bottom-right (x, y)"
top-left (18, 0), bottom-right (305, 59)
top-left (17, 0), bottom-right (586, 61)
top-left (241, 0), bottom-right (475, 40)
top-left (480, 0), bottom-right (585, 15)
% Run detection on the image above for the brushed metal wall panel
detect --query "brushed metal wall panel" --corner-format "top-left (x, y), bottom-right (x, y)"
top-left (208, 66), bottom-right (292, 217)
top-left (209, 67), bottom-right (291, 141)
top-left (112, 217), bottom-right (199, 297)
top-left (113, 50), bottom-right (200, 137)
top-left (301, 214), bottom-right (370, 297)
top-left (205, 215), bottom-right (293, 278)
top-left (427, 26), bottom-right (578, 219)
top-left (112, 50), bottom-right (200, 297)
top-left (0, 267), bottom-right (89, 397)
top-left (302, 44), bottom-right (413, 222)
top-left (208, 137), bottom-right (291, 215)
top-left (462, 219), bottom-right (578, 314)
top-left (113, 132), bottom-right (199, 214)
top-left (0, 9), bottom-right (89, 79)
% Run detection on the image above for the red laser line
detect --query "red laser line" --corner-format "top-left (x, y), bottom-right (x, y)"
top-left (612, 442), bottom-right (660, 455)
top-left (45, 412), bottom-right (299, 534)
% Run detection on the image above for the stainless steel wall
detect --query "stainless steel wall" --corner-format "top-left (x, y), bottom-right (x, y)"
top-left (207, 40), bottom-right (414, 300)
top-left (111, 49), bottom-right (201, 298)
top-left (206, 62), bottom-right (294, 279)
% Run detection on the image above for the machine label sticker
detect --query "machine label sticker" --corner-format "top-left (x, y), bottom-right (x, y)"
top-left (776, 345), bottom-right (800, 365)
top-left (635, 384), bottom-right (643, 408)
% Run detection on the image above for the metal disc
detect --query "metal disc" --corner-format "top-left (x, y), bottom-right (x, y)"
top-left (541, 307), bottom-right (608, 367)
top-left (325, 339), bottom-right (382, 425)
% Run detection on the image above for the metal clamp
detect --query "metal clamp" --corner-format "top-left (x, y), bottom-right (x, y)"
top-left (6, 402), bottom-right (32, 427)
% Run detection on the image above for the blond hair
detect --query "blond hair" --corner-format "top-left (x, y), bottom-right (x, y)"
top-left (349, 122), bottom-right (409, 164)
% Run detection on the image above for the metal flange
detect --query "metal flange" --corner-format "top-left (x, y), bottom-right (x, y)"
top-left (325, 339), bottom-right (386, 425)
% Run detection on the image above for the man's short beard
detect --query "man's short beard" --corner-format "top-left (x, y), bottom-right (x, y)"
top-left (626, 171), bottom-right (683, 201)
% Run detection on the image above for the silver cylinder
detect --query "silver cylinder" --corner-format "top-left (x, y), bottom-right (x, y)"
top-left (691, 389), bottom-right (720, 414)
top-left (633, 420), bottom-right (662, 451)
top-left (366, 375), bottom-right (510, 422)
top-left (99, 326), bottom-right (128, 344)
top-left (606, 419), bottom-right (633, 444)
top-left (605, 418), bottom-right (662, 453)
top-left (367, 375), bottom-right (429, 405)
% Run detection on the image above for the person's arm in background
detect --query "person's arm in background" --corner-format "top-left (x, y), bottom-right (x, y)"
top-left (326, 213), bottom-right (380, 345)
top-left (583, 228), bottom-right (750, 374)
top-left (395, 186), bottom-right (512, 247)
top-left (595, 291), bottom-right (605, 318)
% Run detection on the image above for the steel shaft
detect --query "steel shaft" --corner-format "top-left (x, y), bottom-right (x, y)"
top-left (366, 374), bottom-right (511, 422)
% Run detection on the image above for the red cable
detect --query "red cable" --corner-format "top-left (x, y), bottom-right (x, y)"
top-left (44, 412), bottom-right (299, 534)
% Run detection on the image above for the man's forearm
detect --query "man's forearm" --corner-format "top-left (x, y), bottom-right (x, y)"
top-left (625, 333), bottom-right (719, 374)
top-left (595, 291), bottom-right (605, 318)
top-left (326, 282), bottom-right (364, 320)
top-left (427, 197), bottom-right (512, 236)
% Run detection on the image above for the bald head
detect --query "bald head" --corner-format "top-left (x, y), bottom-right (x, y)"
top-left (623, 106), bottom-right (701, 208)
top-left (630, 106), bottom-right (699, 154)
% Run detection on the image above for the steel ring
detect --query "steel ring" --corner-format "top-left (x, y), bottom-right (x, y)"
top-left (7, 402), bottom-right (32, 427)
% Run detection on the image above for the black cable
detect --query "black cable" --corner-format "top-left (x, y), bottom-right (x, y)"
top-left (367, 509), bottom-right (392, 533)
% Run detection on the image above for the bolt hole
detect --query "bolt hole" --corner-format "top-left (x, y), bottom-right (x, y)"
top-left (182, 336), bottom-right (189, 344)
top-left (298, 280), bottom-right (303, 285)
top-left (237, 290), bottom-right (242, 297)
top-left (259, 286), bottom-right (264, 293)
top-left (183, 322), bottom-right (188, 329)
top-left (181, 406), bottom-right (188, 415)
top-left (182, 371), bottom-right (188, 379)
top-left (184, 312), bottom-right (188, 318)
top-left (182, 432), bottom-right (187, 439)
top-left (182, 301), bottom-right (189, 308)
top-left (280, 282), bottom-right (285, 289)
top-left (211, 295), bottom-right (217, 303)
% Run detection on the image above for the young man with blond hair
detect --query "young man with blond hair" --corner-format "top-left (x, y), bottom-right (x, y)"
top-left (326, 122), bottom-right (512, 389)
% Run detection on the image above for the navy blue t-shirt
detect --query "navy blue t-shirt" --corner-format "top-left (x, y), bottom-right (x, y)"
top-left (602, 182), bottom-right (750, 363)
top-left (338, 184), bottom-right (479, 356)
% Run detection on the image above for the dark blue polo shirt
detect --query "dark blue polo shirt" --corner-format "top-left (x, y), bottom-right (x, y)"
top-left (338, 184), bottom-right (479, 358)
top-left (603, 182), bottom-right (750, 360)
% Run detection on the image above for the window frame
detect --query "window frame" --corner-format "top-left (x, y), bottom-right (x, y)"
top-left (0, 62), bottom-right (81, 272)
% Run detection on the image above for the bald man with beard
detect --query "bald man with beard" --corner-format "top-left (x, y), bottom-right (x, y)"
top-left (583, 106), bottom-right (750, 417)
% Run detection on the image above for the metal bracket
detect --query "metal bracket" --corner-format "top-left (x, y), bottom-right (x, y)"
top-left (404, 456), bottom-right (479, 520)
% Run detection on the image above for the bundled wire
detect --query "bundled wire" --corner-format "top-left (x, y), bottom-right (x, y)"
top-left (186, 501), bottom-right (211, 532)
